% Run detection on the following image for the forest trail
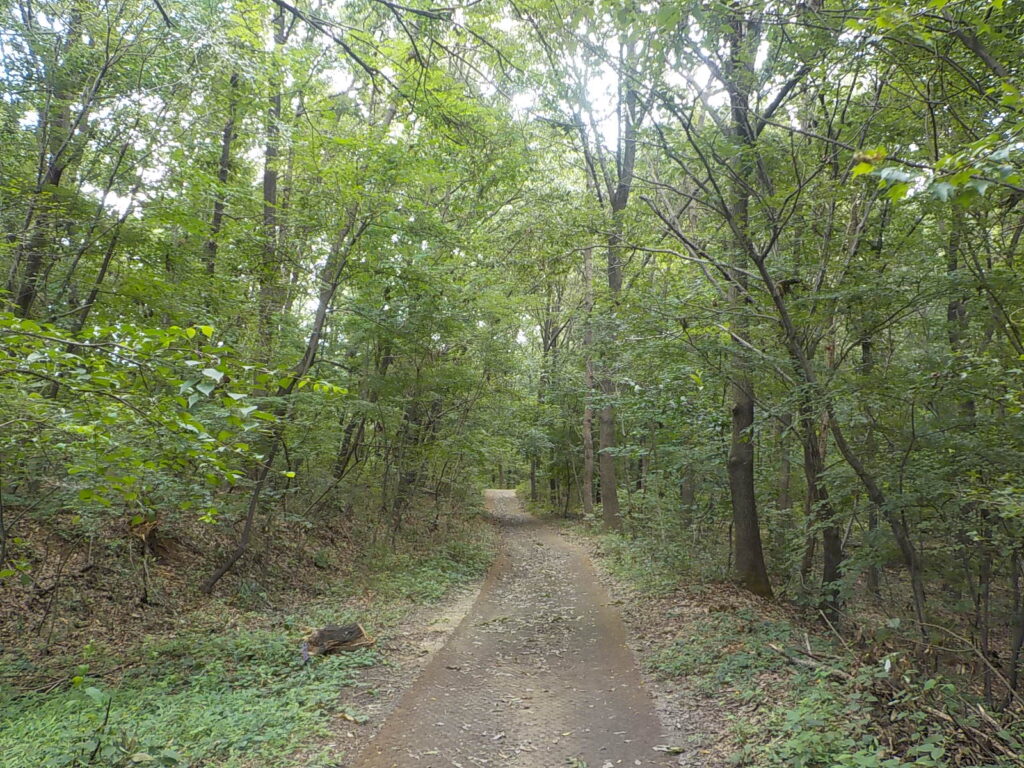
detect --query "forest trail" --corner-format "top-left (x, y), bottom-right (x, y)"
top-left (349, 490), bottom-right (676, 767)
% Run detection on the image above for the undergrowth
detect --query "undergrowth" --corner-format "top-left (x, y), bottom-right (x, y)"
top-left (591, 530), bottom-right (1023, 768)
top-left (592, 530), bottom-right (689, 596)
top-left (0, 511), bottom-right (496, 768)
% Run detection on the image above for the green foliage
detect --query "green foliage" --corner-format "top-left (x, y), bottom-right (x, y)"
top-left (589, 521), bottom-right (1022, 767)
top-left (357, 523), bottom-right (496, 602)
top-left (0, 512), bottom-right (496, 768)
top-left (0, 615), bottom-right (373, 768)
top-left (647, 606), bottom-right (1014, 768)
top-left (649, 609), bottom-right (794, 691)
top-left (592, 531), bottom-right (690, 597)
top-left (3, 0), bottom-right (1024, 762)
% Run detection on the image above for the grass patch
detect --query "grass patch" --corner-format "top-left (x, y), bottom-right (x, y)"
top-left (356, 535), bottom-right (495, 603)
top-left (0, 512), bottom-right (496, 768)
top-left (648, 608), bottom-right (800, 694)
top-left (1, 634), bottom-right (376, 768)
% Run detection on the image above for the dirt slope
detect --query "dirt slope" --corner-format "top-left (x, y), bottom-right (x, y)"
top-left (349, 490), bottom-right (676, 767)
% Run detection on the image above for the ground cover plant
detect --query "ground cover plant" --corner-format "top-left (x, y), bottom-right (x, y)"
top-left (590, 529), bottom-right (1024, 767)
top-left (0, 511), bottom-right (495, 768)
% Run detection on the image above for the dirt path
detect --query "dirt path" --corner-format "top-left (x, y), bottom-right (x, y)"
top-left (349, 490), bottom-right (676, 768)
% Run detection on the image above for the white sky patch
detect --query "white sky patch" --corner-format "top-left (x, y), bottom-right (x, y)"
top-left (325, 66), bottom-right (353, 94)
top-left (35, 11), bottom-right (65, 31)
top-left (585, 60), bottom-right (621, 147)
top-left (510, 91), bottom-right (537, 119)
top-left (80, 182), bottom-right (133, 215)
top-left (755, 39), bottom-right (769, 70)
top-left (495, 16), bottom-right (519, 33)
top-left (387, 120), bottom-right (405, 143)
top-left (19, 109), bottom-right (38, 129)
top-left (141, 165), bottom-right (164, 185)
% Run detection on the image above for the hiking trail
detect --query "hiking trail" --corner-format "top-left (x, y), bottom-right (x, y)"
top-left (349, 489), bottom-right (677, 767)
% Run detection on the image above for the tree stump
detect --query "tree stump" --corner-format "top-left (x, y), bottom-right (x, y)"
top-left (301, 623), bottom-right (374, 662)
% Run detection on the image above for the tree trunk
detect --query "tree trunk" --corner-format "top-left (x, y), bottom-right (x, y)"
top-left (258, 9), bottom-right (286, 354)
top-left (860, 337), bottom-right (882, 598)
top-left (776, 414), bottom-right (792, 515)
top-left (801, 407), bottom-right (842, 617)
top-left (773, 413), bottom-right (793, 562)
top-left (1008, 552), bottom-right (1024, 703)
top-left (598, 390), bottom-right (621, 530)
top-left (728, 373), bottom-right (771, 596)
top-left (14, 115), bottom-right (72, 317)
top-left (723, 10), bottom-right (772, 598)
top-left (597, 79), bottom-right (638, 531)
top-left (581, 247), bottom-right (595, 519)
top-left (204, 72), bottom-right (240, 276)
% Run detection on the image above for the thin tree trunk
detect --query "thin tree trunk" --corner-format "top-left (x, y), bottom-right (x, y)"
top-left (200, 438), bottom-right (281, 593)
top-left (1008, 552), bottom-right (1024, 703)
top-left (258, 9), bottom-right (286, 354)
top-left (204, 72), bottom-right (240, 276)
top-left (598, 389), bottom-right (620, 529)
top-left (680, 471), bottom-right (696, 527)
top-left (202, 212), bottom-right (365, 593)
top-left (581, 247), bottom-right (595, 519)
top-left (801, 406), bottom-right (842, 617)
top-left (859, 337), bottom-right (882, 598)
top-left (773, 413), bottom-right (793, 563)
top-left (597, 82), bottom-right (638, 532)
top-left (776, 414), bottom-right (792, 516)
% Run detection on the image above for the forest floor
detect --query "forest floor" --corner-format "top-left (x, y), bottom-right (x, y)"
top-left (0, 502), bottom-right (497, 768)
top-left (346, 490), bottom-right (685, 768)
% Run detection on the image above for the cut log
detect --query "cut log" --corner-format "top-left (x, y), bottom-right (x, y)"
top-left (302, 623), bottom-right (374, 661)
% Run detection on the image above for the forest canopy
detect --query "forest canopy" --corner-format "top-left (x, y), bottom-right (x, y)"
top-left (3, 0), bottom-right (1024, 762)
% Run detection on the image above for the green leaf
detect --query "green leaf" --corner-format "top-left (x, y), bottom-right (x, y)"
top-left (966, 178), bottom-right (993, 196)
top-left (851, 162), bottom-right (874, 178)
top-left (84, 686), bottom-right (107, 704)
top-left (931, 181), bottom-right (955, 201)
top-left (885, 181), bottom-right (911, 201)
